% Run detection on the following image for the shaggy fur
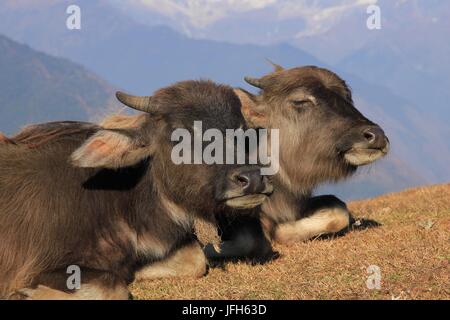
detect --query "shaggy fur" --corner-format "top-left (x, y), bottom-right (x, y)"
top-left (0, 80), bottom-right (270, 299)
top-left (93, 67), bottom-right (389, 264)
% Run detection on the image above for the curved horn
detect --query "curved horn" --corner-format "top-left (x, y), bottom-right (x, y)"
top-left (116, 91), bottom-right (153, 113)
top-left (244, 76), bottom-right (265, 89)
top-left (266, 59), bottom-right (284, 72)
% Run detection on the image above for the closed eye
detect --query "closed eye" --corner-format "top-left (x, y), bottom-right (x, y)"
top-left (291, 99), bottom-right (314, 109)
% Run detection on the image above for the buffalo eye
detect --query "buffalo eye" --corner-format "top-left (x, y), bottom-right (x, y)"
top-left (290, 99), bottom-right (314, 110)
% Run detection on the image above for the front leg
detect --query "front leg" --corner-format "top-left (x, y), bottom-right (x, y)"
top-left (11, 270), bottom-right (129, 300)
top-left (204, 215), bottom-right (277, 264)
top-left (135, 240), bottom-right (207, 281)
top-left (271, 195), bottom-right (351, 245)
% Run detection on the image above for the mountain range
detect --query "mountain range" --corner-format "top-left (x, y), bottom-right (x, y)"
top-left (0, 0), bottom-right (447, 200)
top-left (0, 34), bottom-right (117, 135)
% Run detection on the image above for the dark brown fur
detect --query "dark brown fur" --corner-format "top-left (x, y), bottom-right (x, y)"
top-left (92, 67), bottom-right (389, 265)
top-left (0, 80), bottom-right (269, 298)
top-left (57, 67), bottom-right (388, 268)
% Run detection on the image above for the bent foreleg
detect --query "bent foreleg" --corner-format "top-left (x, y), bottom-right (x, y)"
top-left (135, 241), bottom-right (207, 281)
top-left (272, 195), bottom-right (351, 244)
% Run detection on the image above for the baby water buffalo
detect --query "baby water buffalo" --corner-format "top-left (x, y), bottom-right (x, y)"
top-left (205, 65), bottom-right (390, 261)
top-left (0, 80), bottom-right (272, 299)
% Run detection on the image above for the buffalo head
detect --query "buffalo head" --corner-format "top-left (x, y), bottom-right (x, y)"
top-left (235, 65), bottom-right (389, 191)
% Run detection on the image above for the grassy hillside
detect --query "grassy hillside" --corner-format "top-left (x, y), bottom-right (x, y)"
top-left (131, 184), bottom-right (450, 300)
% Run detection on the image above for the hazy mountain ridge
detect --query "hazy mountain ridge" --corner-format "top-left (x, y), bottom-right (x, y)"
top-left (0, 0), bottom-right (444, 199)
top-left (0, 34), bottom-right (118, 135)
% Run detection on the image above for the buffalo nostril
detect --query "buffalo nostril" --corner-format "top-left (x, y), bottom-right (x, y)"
top-left (234, 174), bottom-right (250, 188)
top-left (363, 130), bottom-right (376, 143)
top-left (362, 127), bottom-right (387, 148)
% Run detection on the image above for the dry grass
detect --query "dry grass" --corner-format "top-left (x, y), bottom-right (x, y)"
top-left (130, 184), bottom-right (450, 300)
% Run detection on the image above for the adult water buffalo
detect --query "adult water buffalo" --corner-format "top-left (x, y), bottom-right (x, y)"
top-left (0, 80), bottom-right (272, 299)
top-left (205, 64), bottom-right (390, 261)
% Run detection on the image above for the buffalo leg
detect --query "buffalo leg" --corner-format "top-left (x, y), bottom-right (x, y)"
top-left (204, 234), bottom-right (274, 263)
top-left (11, 270), bottom-right (129, 300)
top-left (272, 195), bottom-right (351, 244)
top-left (135, 240), bottom-right (207, 280)
top-left (204, 215), bottom-right (277, 264)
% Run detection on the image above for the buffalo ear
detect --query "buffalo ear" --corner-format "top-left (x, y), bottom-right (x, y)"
top-left (71, 129), bottom-right (154, 169)
top-left (234, 88), bottom-right (268, 128)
